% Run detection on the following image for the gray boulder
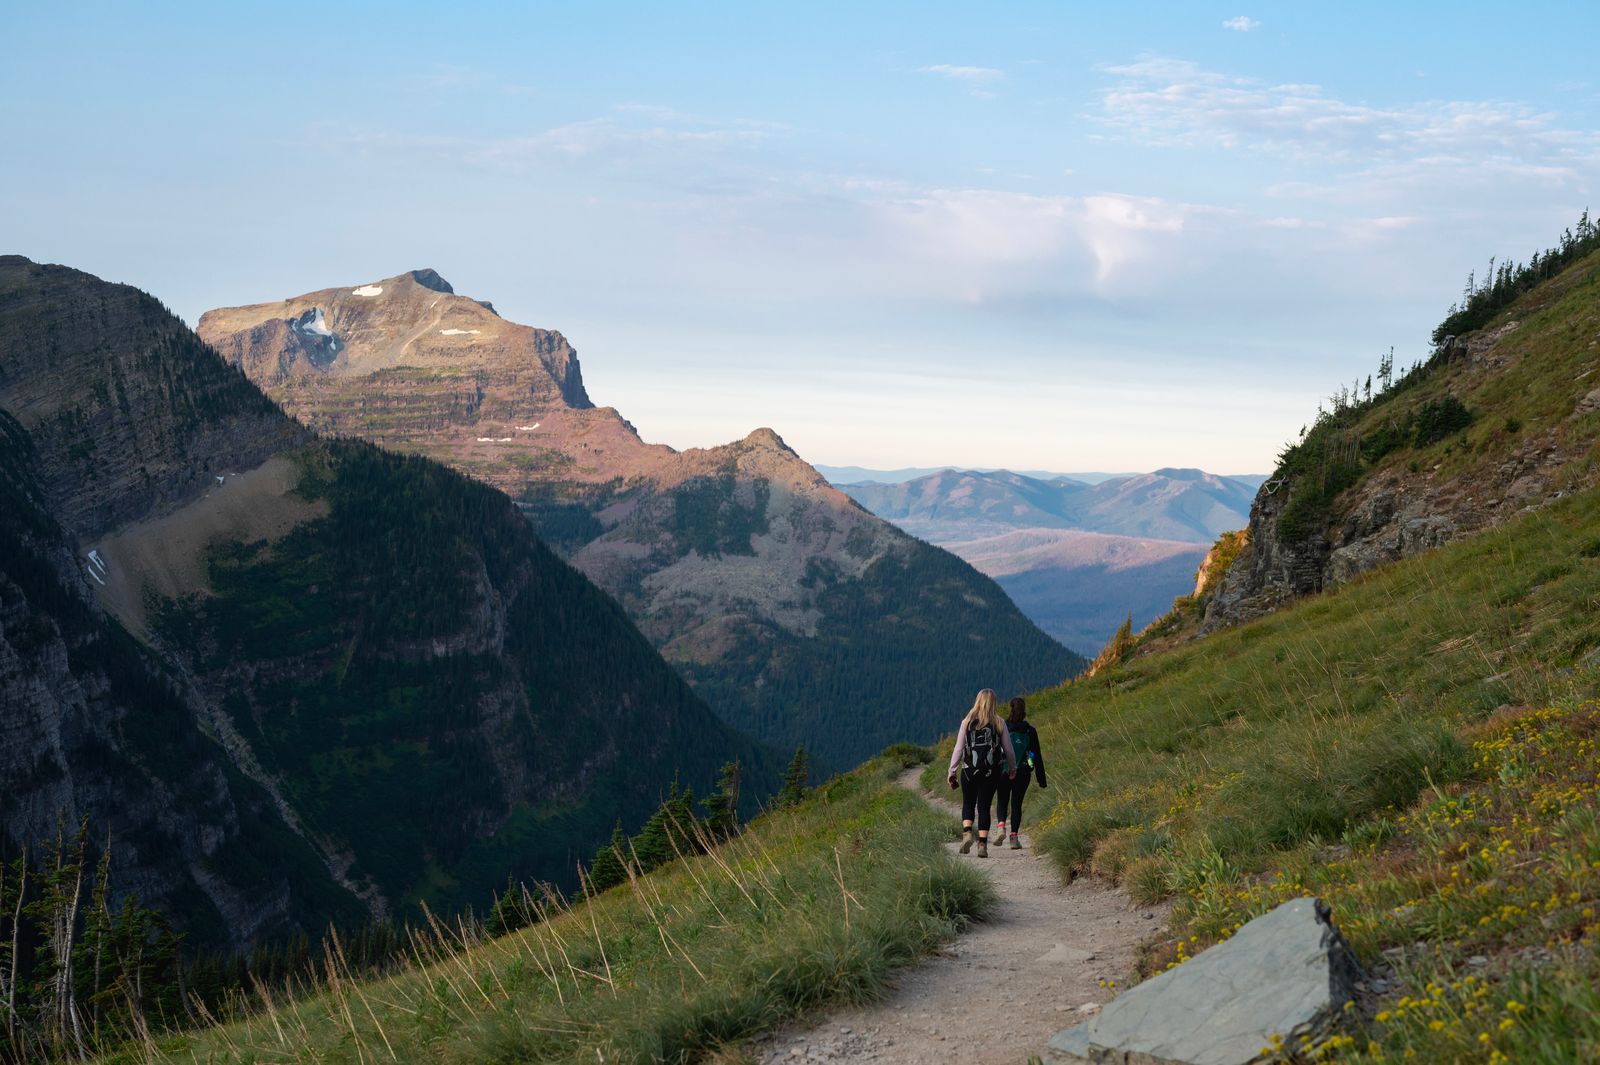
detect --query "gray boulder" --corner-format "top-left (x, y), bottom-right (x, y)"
top-left (1047, 897), bottom-right (1359, 1065)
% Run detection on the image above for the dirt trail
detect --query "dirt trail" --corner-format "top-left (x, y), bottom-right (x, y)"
top-left (751, 768), bottom-right (1164, 1065)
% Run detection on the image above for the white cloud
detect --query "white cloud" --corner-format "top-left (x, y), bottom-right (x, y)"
top-left (1097, 57), bottom-right (1599, 183)
top-left (920, 64), bottom-right (1005, 97)
top-left (348, 106), bottom-right (786, 173)
top-left (921, 64), bottom-right (1004, 83)
top-left (866, 186), bottom-right (1198, 299)
top-left (325, 104), bottom-right (784, 172)
top-left (1222, 16), bottom-right (1261, 32)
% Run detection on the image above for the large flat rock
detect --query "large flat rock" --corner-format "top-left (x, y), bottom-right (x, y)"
top-left (1047, 897), bottom-right (1359, 1065)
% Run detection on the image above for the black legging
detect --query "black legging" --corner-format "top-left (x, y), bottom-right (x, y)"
top-left (996, 769), bottom-right (1032, 832)
top-left (960, 769), bottom-right (1001, 834)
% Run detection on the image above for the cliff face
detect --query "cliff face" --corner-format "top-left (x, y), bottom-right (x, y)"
top-left (0, 257), bottom-right (303, 540)
top-left (0, 258), bottom-right (357, 948)
top-left (200, 272), bottom-right (1082, 766)
top-left (1205, 250), bottom-right (1600, 631)
top-left (0, 258), bottom-right (774, 950)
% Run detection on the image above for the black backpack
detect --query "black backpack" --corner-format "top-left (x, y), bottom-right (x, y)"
top-left (965, 723), bottom-right (1005, 774)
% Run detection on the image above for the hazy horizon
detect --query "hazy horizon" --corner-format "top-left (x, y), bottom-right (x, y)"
top-left (5, 2), bottom-right (1596, 472)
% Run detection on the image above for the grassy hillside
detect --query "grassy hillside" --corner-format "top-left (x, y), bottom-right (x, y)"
top-left (991, 484), bottom-right (1600, 1060)
top-left (945, 340), bottom-right (1600, 1060)
top-left (111, 753), bottom-right (988, 1065)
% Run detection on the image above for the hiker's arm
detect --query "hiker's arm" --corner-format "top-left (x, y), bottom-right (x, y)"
top-left (1033, 728), bottom-right (1048, 787)
top-left (947, 720), bottom-right (968, 780)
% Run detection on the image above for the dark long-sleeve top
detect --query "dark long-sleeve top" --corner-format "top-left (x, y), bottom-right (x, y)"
top-left (1008, 720), bottom-right (1048, 787)
top-left (947, 717), bottom-right (1016, 778)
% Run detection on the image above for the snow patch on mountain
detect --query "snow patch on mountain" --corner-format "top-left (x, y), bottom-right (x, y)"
top-left (292, 306), bottom-right (334, 338)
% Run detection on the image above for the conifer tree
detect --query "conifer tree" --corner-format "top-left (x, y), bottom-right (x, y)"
top-left (588, 824), bottom-right (629, 893)
top-left (484, 877), bottom-right (541, 937)
top-left (778, 748), bottom-right (811, 808)
top-left (632, 785), bottom-right (676, 871)
top-left (0, 848), bottom-right (24, 1060)
top-left (702, 760), bottom-right (742, 841)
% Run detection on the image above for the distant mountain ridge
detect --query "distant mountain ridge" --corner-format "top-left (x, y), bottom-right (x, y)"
top-left (820, 465), bottom-right (1268, 489)
top-left (818, 465), bottom-right (1134, 486)
top-left (0, 256), bottom-right (777, 950)
top-left (198, 271), bottom-right (1082, 767)
top-left (841, 467), bottom-right (1262, 544)
top-left (944, 529), bottom-right (1208, 653)
top-left (838, 466), bottom-right (1260, 653)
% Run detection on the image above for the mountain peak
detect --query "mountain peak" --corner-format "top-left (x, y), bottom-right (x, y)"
top-left (1151, 467), bottom-right (1207, 480)
top-left (406, 268), bottom-right (454, 293)
top-left (741, 427), bottom-right (790, 452)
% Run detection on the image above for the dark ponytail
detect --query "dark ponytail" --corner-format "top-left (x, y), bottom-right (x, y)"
top-left (1008, 697), bottom-right (1026, 723)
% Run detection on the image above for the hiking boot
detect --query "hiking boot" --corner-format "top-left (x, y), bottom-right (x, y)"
top-left (1009, 834), bottom-right (1022, 849)
top-left (995, 821), bottom-right (1007, 838)
top-left (977, 838), bottom-right (989, 858)
top-left (959, 830), bottom-right (973, 854)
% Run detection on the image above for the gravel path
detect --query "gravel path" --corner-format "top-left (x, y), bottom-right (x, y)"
top-left (750, 768), bottom-right (1165, 1065)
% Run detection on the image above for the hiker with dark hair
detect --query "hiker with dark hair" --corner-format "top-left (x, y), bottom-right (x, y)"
top-left (946, 688), bottom-right (1016, 858)
top-left (994, 696), bottom-right (1047, 848)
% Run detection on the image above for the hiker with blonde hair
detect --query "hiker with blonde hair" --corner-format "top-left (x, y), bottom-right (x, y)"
top-left (946, 688), bottom-right (1016, 857)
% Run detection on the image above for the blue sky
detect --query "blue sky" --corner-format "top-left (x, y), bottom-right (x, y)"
top-left (5, 2), bottom-right (1597, 473)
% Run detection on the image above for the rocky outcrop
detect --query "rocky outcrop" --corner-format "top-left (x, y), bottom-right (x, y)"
top-left (1201, 482), bottom-right (1329, 629)
top-left (1203, 310), bottom-right (1593, 633)
top-left (1205, 426), bottom-right (1577, 632)
top-left (200, 272), bottom-right (1082, 767)
top-left (1047, 897), bottom-right (1360, 1065)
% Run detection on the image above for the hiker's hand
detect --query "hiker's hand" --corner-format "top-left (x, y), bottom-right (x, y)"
top-left (1008, 769), bottom-right (1017, 780)
top-left (947, 775), bottom-right (958, 790)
